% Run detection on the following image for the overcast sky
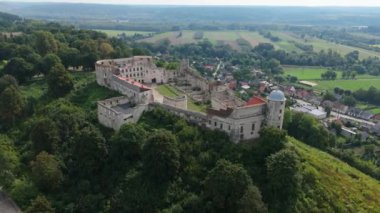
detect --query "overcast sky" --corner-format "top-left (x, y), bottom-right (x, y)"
top-left (3, 0), bottom-right (380, 6)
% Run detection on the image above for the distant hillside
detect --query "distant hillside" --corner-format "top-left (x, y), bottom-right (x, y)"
top-left (290, 138), bottom-right (380, 212)
top-left (0, 11), bottom-right (20, 28)
top-left (2, 3), bottom-right (380, 26)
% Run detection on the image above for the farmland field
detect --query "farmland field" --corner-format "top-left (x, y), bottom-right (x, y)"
top-left (284, 66), bottom-right (380, 91)
top-left (272, 31), bottom-right (380, 59)
top-left (137, 29), bottom-right (380, 58)
top-left (141, 30), bottom-right (277, 50)
top-left (94, 29), bottom-right (153, 37)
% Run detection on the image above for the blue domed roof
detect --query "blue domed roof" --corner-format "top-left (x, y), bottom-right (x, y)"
top-left (268, 90), bottom-right (285, 101)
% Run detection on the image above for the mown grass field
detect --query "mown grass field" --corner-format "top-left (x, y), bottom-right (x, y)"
top-left (94, 29), bottom-right (153, 37)
top-left (284, 66), bottom-right (380, 91)
top-left (290, 138), bottom-right (380, 212)
top-left (283, 66), bottom-right (328, 80)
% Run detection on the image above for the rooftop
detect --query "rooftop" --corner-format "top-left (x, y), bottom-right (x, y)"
top-left (268, 90), bottom-right (286, 101)
top-left (245, 96), bottom-right (266, 106)
top-left (111, 103), bottom-right (135, 114)
top-left (117, 76), bottom-right (151, 92)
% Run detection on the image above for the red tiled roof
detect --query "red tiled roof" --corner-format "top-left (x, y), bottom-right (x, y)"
top-left (245, 96), bottom-right (266, 106)
top-left (118, 77), bottom-right (151, 90)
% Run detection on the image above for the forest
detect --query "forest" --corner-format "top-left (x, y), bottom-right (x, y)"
top-left (1, 11), bottom-right (380, 212)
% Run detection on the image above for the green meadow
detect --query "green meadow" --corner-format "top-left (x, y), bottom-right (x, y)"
top-left (284, 66), bottom-right (380, 91)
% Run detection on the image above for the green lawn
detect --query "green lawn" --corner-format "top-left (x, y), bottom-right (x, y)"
top-left (156, 84), bottom-right (179, 97)
top-left (94, 29), bottom-right (153, 37)
top-left (156, 84), bottom-right (208, 112)
top-left (314, 78), bottom-right (380, 91)
top-left (284, 66), bottom-right (328, 80)
top-left (284, 66), bottom-right (380, 91)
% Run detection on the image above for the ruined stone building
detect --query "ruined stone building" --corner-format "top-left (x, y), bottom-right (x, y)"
top-left (96, 56), bottom-right (286, 142)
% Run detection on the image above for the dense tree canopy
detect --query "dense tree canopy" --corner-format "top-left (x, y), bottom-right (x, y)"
top-left (46, 63), bottom-right (73, 97)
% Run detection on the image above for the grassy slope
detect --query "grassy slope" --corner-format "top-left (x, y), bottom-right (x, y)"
top-left (290, 138), bottom-right (380, 212)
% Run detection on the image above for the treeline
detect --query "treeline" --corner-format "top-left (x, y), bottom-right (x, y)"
top-left (259, 31), bottom-right (281, 42)
top-left (253, 44), bottom-right (380, 75)
top-left (288, 26), bottom-right (380, 53)
top-left (0, 12), bottom-right (21, 29)
top-left (353, 86), bottom-right (380, 105)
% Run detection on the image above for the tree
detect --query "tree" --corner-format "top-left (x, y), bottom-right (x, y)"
top-left (3, 57), bottom-right (34, 83)
top-left (255, 127), bottom-right (287, 160)
top-left (0, 135), bottom-right (19, 189)
top-left (25, 195), bottom-right (55, 213)
top-left (237, 185), bottom-right (268, 213)
top-left (34, 31), bottom-right (58, 55)
top-left (325, 105), bottom-right (332, 117)
top-left (58, 46), bottom-right (80, 68)
top-left (323, 91), bottom-right (336, 101)
top-left (29, 117), bottom-right (60, 155)
top-left (30, 151), bottom-right (63, 192)
top-left (204, 159), bottom-right (266, 212)
top-left (99, 42), bottom-right (114, 58)
top-left (110, 124), bottom-right (147, 169)
top-left (0, 74), bottom-right (18, 92)
top-left (10, 179), bottom-right (39, 210)
top-left (68, 124), bottom-right (108, 179)
top-left (342, 95), bottom-right (356, 107)
top-left (142, 130), bottom-right (180, 184)
top-left (36, 53), bottom-right (62, 75)
top-left (0, 85), bottom-right (24, 126)
top-left (46, 63), bottom-right (73, 97)
top-left (266, 148), bottom-right (302, 212)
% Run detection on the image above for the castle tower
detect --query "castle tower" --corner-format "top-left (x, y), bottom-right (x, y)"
top-left (266, 90), bottom-right (286, 129)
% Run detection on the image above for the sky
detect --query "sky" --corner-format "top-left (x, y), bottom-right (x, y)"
top-left (3, 0), bottom-right (380, 6)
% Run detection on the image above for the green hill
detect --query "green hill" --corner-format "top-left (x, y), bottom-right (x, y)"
top-left (290, 138), bottom-right (380, 212)
top-left (0, 12), bottom-right (20, 27)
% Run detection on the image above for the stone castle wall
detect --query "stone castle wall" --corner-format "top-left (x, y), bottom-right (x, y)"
top-left (163, 95), bottom-right (188, 110)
